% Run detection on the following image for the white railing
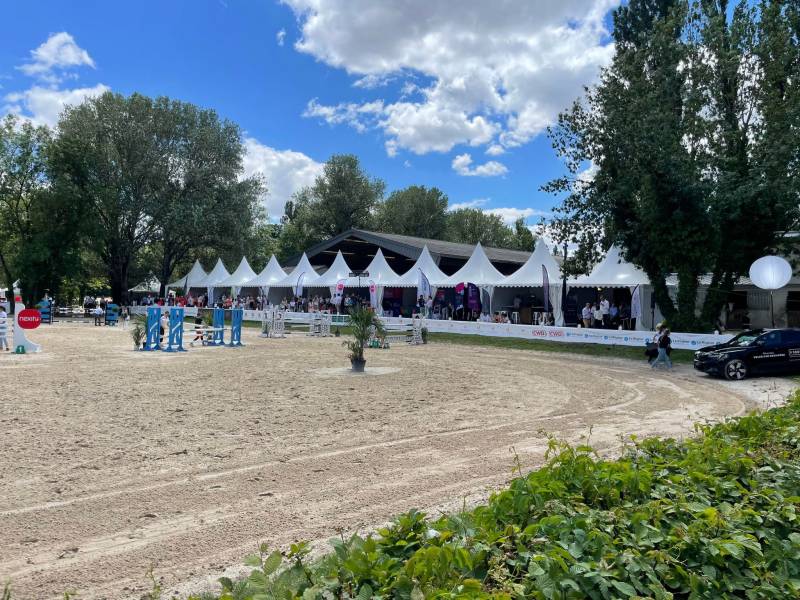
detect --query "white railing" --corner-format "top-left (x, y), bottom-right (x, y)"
top-left (126, 307), bottom-right (730, 351)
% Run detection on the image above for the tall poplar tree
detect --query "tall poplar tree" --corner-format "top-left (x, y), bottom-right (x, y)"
top-left (545, 0), bottom-right (800, 331)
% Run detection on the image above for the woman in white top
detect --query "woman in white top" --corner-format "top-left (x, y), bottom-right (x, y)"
top-left (592, 304), bottom-right (603, 328)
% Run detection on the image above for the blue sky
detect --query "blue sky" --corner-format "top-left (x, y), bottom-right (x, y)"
top-left (1, 0), bottom-right (618, 226)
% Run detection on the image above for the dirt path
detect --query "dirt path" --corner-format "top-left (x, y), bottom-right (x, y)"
top-left (0, 325), bottom-right (792, 599)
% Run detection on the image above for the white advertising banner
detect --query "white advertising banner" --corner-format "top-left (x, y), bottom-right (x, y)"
top-left (130, 307), bottom-right (730, 351)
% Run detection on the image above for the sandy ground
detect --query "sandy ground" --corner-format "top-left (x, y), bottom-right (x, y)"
top-left (0, 324), bottom-right (795, 600)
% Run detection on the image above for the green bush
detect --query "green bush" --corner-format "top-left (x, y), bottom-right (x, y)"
top-left (181, 392), bottom-right (800, 600)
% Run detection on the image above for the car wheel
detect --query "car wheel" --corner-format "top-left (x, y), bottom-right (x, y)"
top-left (724, 359), bottom-right (748, 381)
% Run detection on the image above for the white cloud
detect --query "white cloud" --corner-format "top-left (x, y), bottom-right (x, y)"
top-left (18, 32), bottom-right (95, 80)
top-left (285, 0), bottom-right (617, 154)
top-left (451, 153), bottom-right (508, 177)
top-left (449, 198), bottom-right (489, 211)
top-left (485, 144), bottom-right (505, 156)
top-left (303, 98), bottom-right (384, 133)
top-left (4, 83), bottom-right (110, 127)
top-left (485, 207), bottom-right (550, 225)
top-left (577, 161), bottom-right (599, 183)
top-left (242, 138), bottom-right (323, 217)
top-left (276, 29), bottom-right (287, 46)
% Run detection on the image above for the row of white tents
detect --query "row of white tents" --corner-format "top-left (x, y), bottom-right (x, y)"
top-left (162, 240), bottom-right (661, 328)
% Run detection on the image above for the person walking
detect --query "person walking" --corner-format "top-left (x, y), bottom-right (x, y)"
top-left (651, 327), bottom-right (673, 370)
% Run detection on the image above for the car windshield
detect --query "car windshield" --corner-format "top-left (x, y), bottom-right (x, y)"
top-left (729, 332), bottom-right (760, 347)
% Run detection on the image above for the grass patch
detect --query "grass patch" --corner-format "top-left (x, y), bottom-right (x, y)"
top-left (429, 331), bottom-right (695, 364)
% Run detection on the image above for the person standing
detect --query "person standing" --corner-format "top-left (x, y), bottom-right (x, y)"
top-left (159, 310), bottom-right (169, 348)
top-left (599, 296), bottom-right (610, 328)
top-left (592, 303), bottom-right (603, 328)
top-left (581, 303), bottom-right (592, 328)
top-left (0, 307), bottom-right (8, 351)
top-left (651, 327), bottom-right (673, 370)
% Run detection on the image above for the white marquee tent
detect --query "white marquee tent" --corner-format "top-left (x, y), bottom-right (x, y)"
top-left (363, 249), bottom-right (401, 286)
top-left (250, 255), bottom-right (287, 294)
top-left (198, 258), bottom-right (230, 305)
top-left (273, 253), bottom-right (322, 292)
top-left (361, 248), bottom-right (402, 308)
top-left (395, 245), bottom-right (448, 289)
top-left (569, 246), bottom-right (658, 330)
top-left (315, 250), bottom-right (357, 289)
top-left (129, 278), bottom-right (161, 294)
top-left (215, 257), bottom-right (258, 296)
top-left (494, 239), bottom-right (564, 325)
top-left (571, 246), bottom-right (650, 288)
top-left (441, 243), bottom-right (507, 313)
top-left (166, 259), bottom-right (207, 291)
top-left (441, 243), bottom-right (506, 287)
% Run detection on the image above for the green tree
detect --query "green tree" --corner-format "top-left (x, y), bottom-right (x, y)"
top-left (508, 217), bottom-right (536, 251)
top-left (152, 102), bottom-right (265, 297)
top-left (49, 92), bottom-right (264, 303)
top-left (444, 208), bottom-right (513, 247)
top-left (374, 185), bottom-right (449, 238)
top-left (0, 114), bottom-right (49, 292)
top-left (279, 154), bottom-right (384, 258)
top-left (0, 114), bottom-right (87, 303)
top-left (545, 0), bottom-right (800, 331)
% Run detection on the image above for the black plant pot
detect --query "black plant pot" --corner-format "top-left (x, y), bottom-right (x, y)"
top-left (350, 357), bottom-right (366, 372)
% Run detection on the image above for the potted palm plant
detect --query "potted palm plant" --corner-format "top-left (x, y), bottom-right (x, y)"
top-left (343, 307), bottom-right (385, 372)
top-left (130, 315), bottom-right (147, 350)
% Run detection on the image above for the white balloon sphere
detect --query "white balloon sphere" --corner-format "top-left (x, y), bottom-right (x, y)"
top-left (749, 256), bottom-right (792, 290)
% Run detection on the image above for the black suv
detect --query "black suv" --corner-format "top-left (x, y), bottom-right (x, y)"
top-left (693, 329), bottom-right (800, 380)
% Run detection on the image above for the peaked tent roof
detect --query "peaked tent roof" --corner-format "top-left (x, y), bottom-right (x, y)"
top-left (396, 245), bottom-right (449, 288)
top-left (273, 253), bottom-right (322, 288)
top-left (216, 257), bottom-right (258, 288)
top-left (167, 259), bottom-right (208, 290)
top-left (197, 258), bottom-right (231, 288)
top-left (441, 243), bottom-right (506, 287)
top-left (571, 246), bottom-right (650, 287)
top-left (250, 255), bottom-right (287, 288)
top-left (315, 250), bottom-right (357, 287)
top-left (362, 249), bottom-right (401, 286)
top-left (129, 278), bottom-right (161, 293)
top-left (497, 239), bottom-right (562, 287)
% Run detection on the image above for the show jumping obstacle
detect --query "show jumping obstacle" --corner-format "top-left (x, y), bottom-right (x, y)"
top-left (142, 307), bottom-right (243, 352)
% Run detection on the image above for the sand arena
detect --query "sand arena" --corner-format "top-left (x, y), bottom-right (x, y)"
top-left (0, 323), bottom-right (789, 599)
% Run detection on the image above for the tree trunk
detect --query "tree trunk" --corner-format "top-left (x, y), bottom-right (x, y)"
top-left (159, 248), bottom-right (177, 299)
top-left (109, 255), bottom-right (131, 306)
top-left (700, 270), bottom-right (735, 330)
top-left (674, 269), bottom-right (702, 332)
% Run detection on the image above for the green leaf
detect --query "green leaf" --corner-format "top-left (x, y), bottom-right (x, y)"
top-left (355, 583), bottom-right (373, 600)
top-left (244, 554), bottom-right (262, 567)
top-left (262, 550), bottom-right (283, 576)
top-left (611, 581), bottom-right (637, 597)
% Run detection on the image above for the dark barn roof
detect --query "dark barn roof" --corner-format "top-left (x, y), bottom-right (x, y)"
top-left (286, 229), bottom-right (533, 276)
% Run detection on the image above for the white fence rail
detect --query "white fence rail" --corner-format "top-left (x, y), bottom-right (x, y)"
top-left (128, 306), bottom-right (730, 351)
